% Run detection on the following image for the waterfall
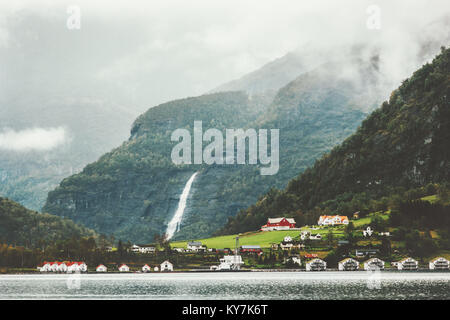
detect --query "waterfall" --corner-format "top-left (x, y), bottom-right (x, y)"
top-left (165, 172), bottom-right (198, 240)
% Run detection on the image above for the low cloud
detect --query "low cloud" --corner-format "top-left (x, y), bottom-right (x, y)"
top-left (0, 127), bottom-right (68, 152)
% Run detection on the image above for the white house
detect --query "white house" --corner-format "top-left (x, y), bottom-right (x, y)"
top-left (119, 264), bottom-right (130, 272)
top-left (364, 258), bottom-right (385, 271)
top-left (300, 231), bottom-right (311, 241)
top-left (67, 262), bottom-right (79, 273)
top-left (142, 264), bottom-right (151, 272)
top-left (154, 266), bottom-right (159, 272)
top-left (160, 260), bottom-right (174, 272)
top-left (57, 262), bottom-right (68, 273)
top-left (396, 257), bottom-right (418, 270)
top-left (131, 244), bottom-right (156, 253)
top-left (378, 232), bottom-right (391, 237)
top-left (429, 257), bottom-right (450, 270)
top-left (96, 264), bottom-right (107, 272)
top-left (338, 258), bottom-right (359, 271)
top-left (187, 241), bottom-right (206, 252)
top-left (363, 226), bottom-right (374, 237)
top-left (306, 258), bottom-right (326, 271)
top-left (309, 234), bottom-right (322, 240)
top-left (173, 247), bottom-right (185, 253)
top-left (39, 262), bottom-right (52, 272)
top-left (50, 262), bottom-right (59, 272)
top-left (78, 262), bottom-right (88, 272)
top-left (318, 215), bottom-right (349, 226)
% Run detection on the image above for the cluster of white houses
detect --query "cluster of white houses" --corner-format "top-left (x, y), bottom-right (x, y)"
top-left (38, 261), bottom-right (87, 273)
top-left (302, 256), bottom-right (450, 271)
top-left (38, 261), bottom-right (174, 273)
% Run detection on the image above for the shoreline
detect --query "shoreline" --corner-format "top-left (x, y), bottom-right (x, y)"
top-left (2, 268), bottom-right (449, 275)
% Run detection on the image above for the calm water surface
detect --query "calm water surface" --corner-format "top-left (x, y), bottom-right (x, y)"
top-left (0, 272), bottom-right (449, 300)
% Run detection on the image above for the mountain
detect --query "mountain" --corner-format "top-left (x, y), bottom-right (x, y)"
top-left (0, 196), bottom-right (96, 248)
top-left (218, 46), bottom-right (450, 235)
top-left (42, 46), bottom-right (389, 242)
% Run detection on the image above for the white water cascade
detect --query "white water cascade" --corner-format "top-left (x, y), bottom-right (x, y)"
top-left (165, 172), bottom-right (199, 240)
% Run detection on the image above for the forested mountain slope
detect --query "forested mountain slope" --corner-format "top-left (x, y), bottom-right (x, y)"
top-left (219, 47), bottom-right (450, 235)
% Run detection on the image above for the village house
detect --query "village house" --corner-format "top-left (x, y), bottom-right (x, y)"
top-left (187, 241), bottom-right (206, 252)
top-left (300, 231), bottom-right (310, 241)
top-left (317, 215), bottom-right (349, 226)
top-left (118, 264), bottom-right (130, 272)
top-left (280, 241), bottom-right (304, 251)
top-left (429, 257), bottom-right (450, 270)
top-left (306, 258), bottom-right (327, 271)
top-left (173, 247), bottom-right (185, 253)
top-left (142, 264), bottom-right (152, 272)
top-left (160, 260), bottom-right (174, 272)
top-left (364, 258), bottom-right (385, 271)
top-left (338, 258), bottom-right (359, 271)
top-left (240, 245), bottom-right (262, 254)
top-left (39, 261), bottom-right (87, 273)
top-left (353, 212), bottom-right (360, 219)
top-left (131, 244), bottom-right (156, 253)
top-left (260, 217), bottom-right (296, 231)
top-left (363, 226), bottom-right (374, 237)
top-left (396, 257), bottom-right (418, 270)
top-left (309, 234), bottom-right (322, 240)
top-left (38, 262), bottom-right (51, 272)
top-left (96, 264), bottom-right (107, 272)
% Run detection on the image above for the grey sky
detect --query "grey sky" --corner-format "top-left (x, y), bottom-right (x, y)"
top-left (1, 0), bottom-right (448, 110)
top-left (0, 0), bottom-right (449, 152)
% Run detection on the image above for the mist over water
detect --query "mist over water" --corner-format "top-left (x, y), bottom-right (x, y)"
top-left (166, 172), bottom-right (199, 240)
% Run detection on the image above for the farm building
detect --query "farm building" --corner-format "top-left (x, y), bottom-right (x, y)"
top-left (396, 258), bottom-right (418, 270)
top-left (187, 242), bottom-right (206, 252)
top-left (429, 257), bottom-right (450, 270)
top-left (338, 258), bottom-right (359, 271)
top-left (261, 217), bottom-right (296, 231)
top-left (306, 258), bottom-right (327, 271)
top-left (364, 258), bottom-right (385, 271)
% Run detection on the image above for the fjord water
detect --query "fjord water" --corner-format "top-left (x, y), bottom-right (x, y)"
top-left (166, 172), bottom-right (198, 240)
top-left (1, 272), bottom-right (449, 300)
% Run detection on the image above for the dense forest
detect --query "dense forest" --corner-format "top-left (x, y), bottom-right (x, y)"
top-left (219, 47), bottom-right (450, 235)
top-left (0, 197), bottom-right (95, 248)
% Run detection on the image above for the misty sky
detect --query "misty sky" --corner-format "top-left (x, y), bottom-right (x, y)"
top-left (0, 0), bottom-right (449, 151)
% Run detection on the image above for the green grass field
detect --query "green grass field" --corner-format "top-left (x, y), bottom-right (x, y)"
top-left (170, 211), bottom-right (391, 250)
top-left (170, 230), bottom-right (303, 249)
